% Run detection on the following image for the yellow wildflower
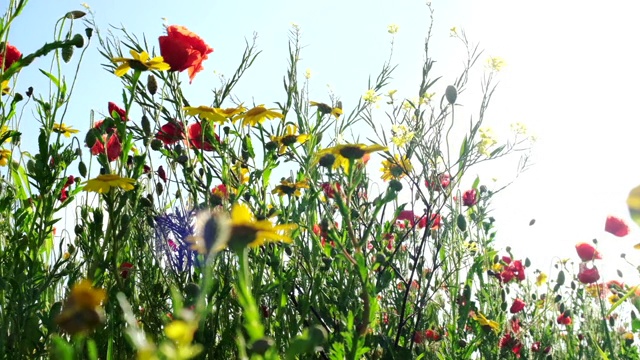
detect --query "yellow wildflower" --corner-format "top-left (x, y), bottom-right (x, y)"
top-left (190, 204), bottom-right (297, 254)
top-left (363, 89), bottom-right (381, 103)
top-left (183, 105), bottom-right (246, 124)
top-left (55, 279), bottom-right (106, 334)
top-left (1, 80), bottom-right (9, 95)
top-left (0, 149), bottom-right (11, 166)
top-left (478, 127), bottom-right (498, 156)
top-left (0, 126), bottom-right (11, 143)
top-left (510, 122), bottom-right (527, 135)
top-left (232, 162), bottom-right (249, 184)
top-left (471, 312), bottom-right (500, 333)
top-left (536, 272), bottom-right (547, 286)
top-left (164, 319), bottom-right (203, 359)
top-left (272, 178), bottom-right (309, 197)
top-left (270, 125), bottom-right (309, 154)
top-left (487, 56), bottom-right (506, 72)
top-left (450, 27), bottom-right (458, 36)
top-left (235, 105), bottom-right (284, 127)
top-left (310, 101), bottom-right (342, 118)
top-left (315, 143), bottom-right (387, 173)
top-left (304, 68), bottom-right (312, 79)
top-left (387, 24), bottom-right (399, 34)
top-left (111, 50), bottom-right (171, 77)
top-left (380, 154), bottom-right (413, 181)
top-left (52, 123), bottom-right (80, 138)
top-left (391, 124), bottom-right (415, 148)
top-left (608, 294), bottom-right (620, 304)
top-left (83, 174), bottom-right (136, 193)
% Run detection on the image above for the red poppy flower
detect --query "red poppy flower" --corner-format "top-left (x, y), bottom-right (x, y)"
top-left (605, 215), bottom-right (630, 237)
top-left (159, 25), bottom-right (213, 83)
top-left (557, 312), bottom-right (572, 325)
top-left (212, 184), bottom-right (228, 199)
top-left (578, 263), bottom-right (600, 284)
top-left (575, 242), bottom-right (602, 262)
top-left (510, 298), bottom-right (526, 314)
top-left (424, 329), bottom-right (441, 341)
top-left (91, 133), bottom-right (122, 162)
top-left (462, 189), bottom-right (478, 207)
top-left (413, 331), bottom-right (424, 344)
top-left (156, 121), bottom-right (185, 145)
top-left (108, 102), bottom-right (127, 121)
top-left (0, 43), bottom-right (21, 71)
top-left (187, 122), bottom-right (217, 151)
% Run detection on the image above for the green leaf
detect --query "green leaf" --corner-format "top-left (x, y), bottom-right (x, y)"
top-left (39, 69), bottom-right (61, 89)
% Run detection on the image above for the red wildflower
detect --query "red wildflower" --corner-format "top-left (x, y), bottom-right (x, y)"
top-left (59, 188), bottom-right (69, 202)
top-left (91, 133), bottom-right (122, 162)
top-left (0, 43), bottom-right (21, 70)
top-left (531, 341), bottom-right (541, 352)
top-left (65, 175), bottom-right (75, 186)
top-left (429, 213), bottom-right (442, 230)
top-left (321, 182), bottom-right (341, 199)
top-left (578, 263), bottom-right (600, 284)
top-left (120, 262), bottom-right (134, 279)
top-left (156, 121), bottom-right (185, 145)
top-left (575, 242), bottom-right (602, 262)
top-left (462, 189), bottom-right (478, 207)
top-left (557, 312), bottom-right (572, 325)
top-left (425, 329), bottom-right (441, 342)
top-left (500, 259), bottom-right (526, 283)
top-left (605, 215), bottom-right (630, 237)
top-left (212, 184), bottom-right (228, 199)
top-left (187, 122), bottom-right (217, 151)
top-left (425, 173), bottom-right (451, 191)
top-left (108, 102), bottom-right (127, 121)
top-left (412, 331), bottom-right (424, 344)
top-left (159, 25), bottom-right (213, 83)
top-left (510, 298), bottom-right (526, 314)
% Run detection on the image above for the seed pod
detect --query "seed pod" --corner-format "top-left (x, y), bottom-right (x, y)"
top-left (65, 10), bottom-right (86, 19)
top-left (445, 85), bottom-right (457, 105)
top-left (146, 74), bottom-right (157, 96)
top-left (71, 34), bottom-right (84, 48)
top-left (78, 162), bottom-right (87, 177)
top-left (141, 115), bottom-right (151, 136)
top-left (61, 46), bottom-right (73, 63)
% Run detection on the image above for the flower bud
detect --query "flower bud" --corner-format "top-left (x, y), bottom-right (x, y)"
top-left (71, 34), bottom-right (84, 48)
top-left (150, 139), bottom-right (163, 151)
top-left (445, 85), bottom-right (457, 105)
top-left (61, 46), bottom-right (73, 63)
top-left (146, 74), bottom-right (157, 96)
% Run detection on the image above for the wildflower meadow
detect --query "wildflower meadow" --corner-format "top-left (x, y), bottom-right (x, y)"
top-left (2, 1), bottom-right (640, 359)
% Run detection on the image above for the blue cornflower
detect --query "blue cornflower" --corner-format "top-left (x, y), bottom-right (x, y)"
top-left (154, 207), bottom-right (198, 272)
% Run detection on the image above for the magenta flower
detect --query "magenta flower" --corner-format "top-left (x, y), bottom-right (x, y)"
top-left (605, 215), bottom-right (630, 237)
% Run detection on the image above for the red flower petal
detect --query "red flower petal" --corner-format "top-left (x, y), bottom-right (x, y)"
top-left (605, 215), bottom-right (630, 237)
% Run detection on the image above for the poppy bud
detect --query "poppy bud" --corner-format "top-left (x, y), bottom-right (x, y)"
top-left (146, 74), bottom-right (157, 96)
top-left (445, 85), bottom-right (457, 105)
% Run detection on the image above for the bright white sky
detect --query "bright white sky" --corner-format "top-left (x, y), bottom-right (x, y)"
top-left (7, 0), bottom-right (640, 283)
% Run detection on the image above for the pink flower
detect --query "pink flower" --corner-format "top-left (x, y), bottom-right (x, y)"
top-left (578, 263), bottom-right (600, 284)
top-left (510, 298), bottom-right (526, 314)
top-left (605, 215), bottom-right (630, 237)
top-left (462, 189), bottom-right (478, 207)
top-left (425, 173), bottom-right (451, 191)
top-left (575, 242), bottom-right (602, 262)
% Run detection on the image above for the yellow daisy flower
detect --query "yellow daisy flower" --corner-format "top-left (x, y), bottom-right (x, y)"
top-left (315, 143), bottom-right (387, 173)
top-left (83, 174), bottom-right (136, 193)
top-left (272, 178), bottom-right (309, 197)
top-left (184, 105), bottom-right (246, 124)
top-left (380, 154), bottom-right (413, 181)
top-left (55, 279), bottom-right (106, 334)
top-left (0, 149), bottom-right (11, 166)
top-left (165, 319), bottom-right (203, 357)
top-left (536, 272), bottom-right (548, 287)
top-left (52, 123), bottom-right (80, 138)
top-left (0, 126), bottom-right (12, 143)
top-left (270, 125), bottom-right (309, 154)
top-left (235, 105), bottom-right (284, 127)
top-left (310, 101), bottom-right (342, 118)
top-left (190, 204), bottom-right (297, 254)
top-left (111, 50), bottom-right (171, 77)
